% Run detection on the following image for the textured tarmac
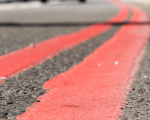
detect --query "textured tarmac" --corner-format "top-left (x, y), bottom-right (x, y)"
top-left (121, 4), bottom-right (150, 120)
top-left (0, 2), bottom-right (119, 56)
top-left (121, 41), bottom-right (150, 120)
top-left (0, 26), bottom-right (86, 56)
top-left (0, 0), bottom-right (129, 120)
top-left (0, 26), bottom-right (120, 120)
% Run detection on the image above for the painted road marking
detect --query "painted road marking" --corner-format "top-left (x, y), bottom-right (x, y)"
top-left (0, 0), bottom-right (129, 84)
top-left (16, 4), bottom-right (150, 120)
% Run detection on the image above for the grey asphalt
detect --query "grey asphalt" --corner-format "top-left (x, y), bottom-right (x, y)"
top-left (0, 0), bottom-right (119, 56)
top-left (0, 0), bottom-right (129, 120)
top-left (0, 26), bottom-right (122, 120)
top-left (0, 0), bottom-right (123, 119)
top-left (120, 3), bottom-right (150, 120)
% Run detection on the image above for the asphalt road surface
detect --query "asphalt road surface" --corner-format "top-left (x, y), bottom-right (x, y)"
top-left (0, 0), bottom-right (122, 119)
top-left (0, 0), bottom-right (119, 56)
top-left (120, 3), bottom-right (150, 120)
top-left (0, 0), bottom-right (150, 119)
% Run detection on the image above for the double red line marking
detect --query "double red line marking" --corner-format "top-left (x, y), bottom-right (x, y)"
top-left (0, 0), bottom-right (128, 84)
top-left (1, 0), bottom-right (148, 119)
top-left (17, 2), bottom-right (150, 120)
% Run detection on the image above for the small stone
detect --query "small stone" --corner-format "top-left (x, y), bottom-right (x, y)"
top-left (98, 63), bottom-right (101, 66)
top-left (0, 77), bottom-right (6, 80)
top-left (144, 75), bottom-right (147, 78)
top-left (114, 61), bottom-right (119, 65)
top-left (30, 43), bottom-right (34, 47)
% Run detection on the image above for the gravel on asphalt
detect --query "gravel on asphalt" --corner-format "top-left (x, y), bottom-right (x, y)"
top-left (0, 26), bottom-right (87, 56)
top-left (0, 25), bottom-right (121, 120)
top-left (0, 1), bottom-right (131, 119)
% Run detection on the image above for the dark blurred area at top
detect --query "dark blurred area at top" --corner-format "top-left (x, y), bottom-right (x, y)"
top-left (0, 0), bottom-right (86, 4)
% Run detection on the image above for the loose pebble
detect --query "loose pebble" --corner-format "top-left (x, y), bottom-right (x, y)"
top-left (144, 75), bottom-right (147, 78)
top-left (98, 63), bottom-right (101, 66)
top-left (0, 77), bottom-right (6, 80)
top-left (30, 43), bottom-right (34, 47)
top-left (114, 61), bottom-right (119, 65)
top-left (0, 25), bottom-right (120, 119)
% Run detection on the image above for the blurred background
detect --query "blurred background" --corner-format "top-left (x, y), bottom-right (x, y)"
top-left (0, 0), bottom-right (120, 56)
top-left (0, 0), bottom-right (149, 55)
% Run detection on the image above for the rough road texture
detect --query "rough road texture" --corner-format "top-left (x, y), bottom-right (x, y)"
top-left (121, 41), bottom-right (150, 120)
top-left (0, 26), bottom-right (86, 56)
top-left (0, 26), bottom-right (120, 120)
top-left (121, 4), bottom-right (150, 120)
top-left (0, 0), bottom-right (119, 56)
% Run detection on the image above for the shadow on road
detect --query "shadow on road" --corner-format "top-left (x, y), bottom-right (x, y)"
top-left (0, 22), bottom-right (149, 27)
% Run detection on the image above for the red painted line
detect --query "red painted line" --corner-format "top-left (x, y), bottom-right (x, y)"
top-left (16, 4), bottom-right (150, 120)
top-left (0, 0), bottom-right (129, 84)
top-left (119, 43), bottom-right (147, 117)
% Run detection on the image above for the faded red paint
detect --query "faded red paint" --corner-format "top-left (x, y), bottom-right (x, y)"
top-left (16, 3), bottom-right (150, 120)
